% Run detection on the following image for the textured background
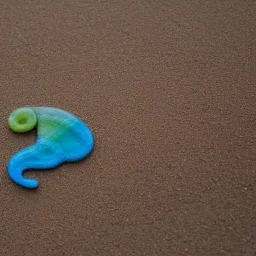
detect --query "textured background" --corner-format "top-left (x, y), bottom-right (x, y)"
top-left (0, 1), bottom-right (255, 255)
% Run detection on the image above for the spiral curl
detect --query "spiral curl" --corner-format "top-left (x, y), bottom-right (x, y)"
top-left (8, 108), bottom-right (37, 133)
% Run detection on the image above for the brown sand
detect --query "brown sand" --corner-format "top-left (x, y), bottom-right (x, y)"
top-left (0, 1), bottom-right (255, 255)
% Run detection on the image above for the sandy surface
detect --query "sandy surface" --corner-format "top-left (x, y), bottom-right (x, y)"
top-left (0, 1), bottom-right (255, 255)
